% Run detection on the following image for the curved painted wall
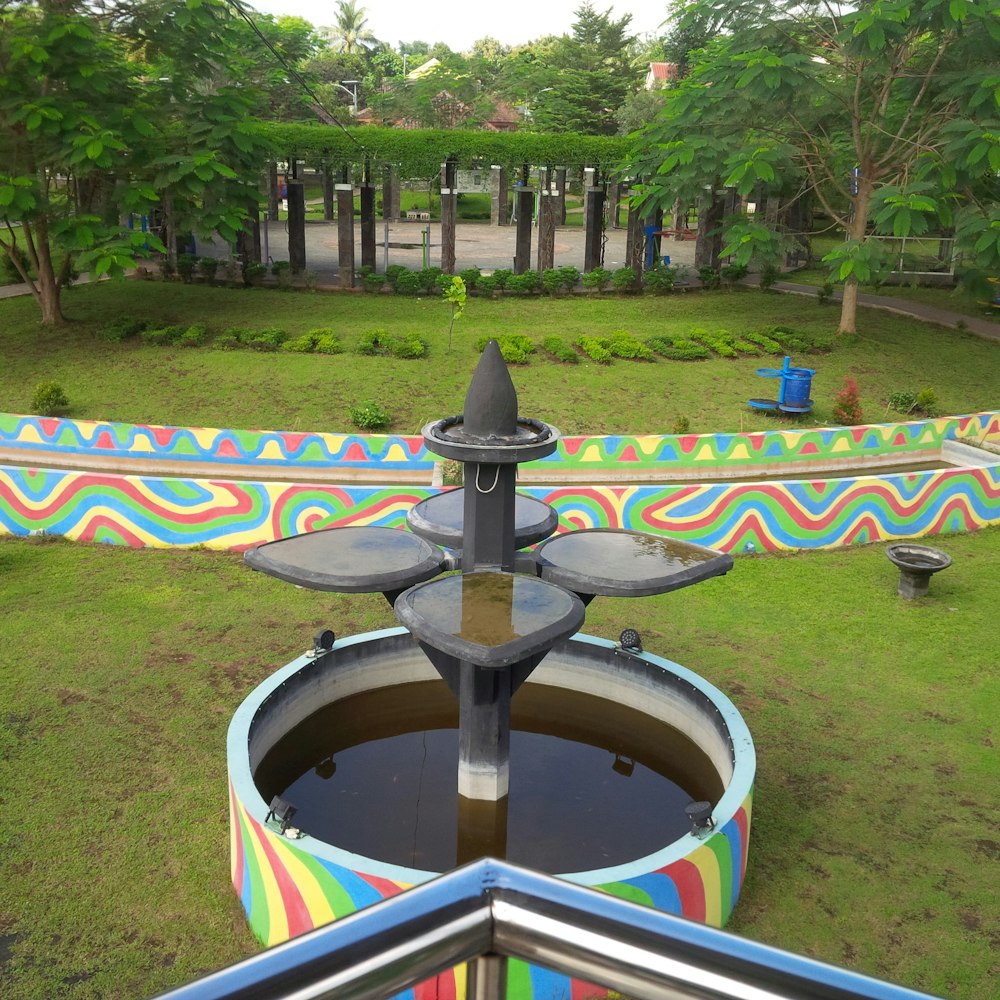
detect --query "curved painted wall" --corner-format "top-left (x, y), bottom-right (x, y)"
top-left (1, 412), bottom-right (998, 552)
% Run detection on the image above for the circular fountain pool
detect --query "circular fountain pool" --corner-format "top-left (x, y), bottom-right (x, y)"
top-left (228, 628), bottom-right (755, 953)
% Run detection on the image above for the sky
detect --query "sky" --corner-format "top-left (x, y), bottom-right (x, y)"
top-left (245, 0), bottom-right (671, 52)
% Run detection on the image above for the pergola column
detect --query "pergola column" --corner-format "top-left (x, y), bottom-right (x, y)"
top-left (583, 179), bottom-right (605, 273)
top-left (554, 167), bottom-right (567, 225)
top-left (440, 160), bottom-right (458, 274)
top-left (625, 191), bottom-right (644, 278)
top-left (536, 168), bottom-right (556, 273)
top-left (267, 162), bottom-right (280, 222)
top-left (382, 166), bottom-right (400, 222)
top-left (322, 166), bottom-right (334, 222)
top-left (336, 173), bottom-right (355, 288)
top-left (286, 179), bottom-right (306, 273)
top-left (513, 187), bottom-right (534, 274)
top-left (490, 165), bottom-right (509, 226)
top-left (360, 174), bottom-right (376, 271)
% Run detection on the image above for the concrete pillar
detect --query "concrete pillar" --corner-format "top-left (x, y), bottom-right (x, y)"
top-left (625, 199), bottom-right (644, 277)
top-left (555, 168), bottom-right (567, 225)
top-left (336, 181), bottom-right (355, 288)
top-left (513, 188), bottom-right (534, 274)
top-left (608, 179), bottom-right (622, 229)
top-left (490, 165), bottom-right (508, 226)
top-left (267, 162), bottom-right (279, 221)
top-left (536, 180), bottom-right (556, 273)
top-left (286, 179), bottom-right (306, 273)
top-left (440, 160), bottom-right (458, 274)
top-left (382, 166), bottom-right (400, 222)
top-left (583, 185), bottom-right (605, 273)
top-left (322, 167), bottom-right (334, 221)
top-left (457, 661), bottom-right (511, 802)
top-left (360, 183), bottom-right (376, 271)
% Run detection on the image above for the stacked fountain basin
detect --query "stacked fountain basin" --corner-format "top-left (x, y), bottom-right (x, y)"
top-left (228, 628), bottom-right (755, 1000)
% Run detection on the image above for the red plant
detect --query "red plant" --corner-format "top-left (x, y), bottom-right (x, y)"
top-left (832, 376), bottom-right (864, 424)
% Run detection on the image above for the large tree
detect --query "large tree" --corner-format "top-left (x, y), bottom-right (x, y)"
top-left (629, 0), bottom-right (1000, 333)
top-left (321, 0), bottom-right (377, 55)
top-left (0, 0), bottom-right (273, 326)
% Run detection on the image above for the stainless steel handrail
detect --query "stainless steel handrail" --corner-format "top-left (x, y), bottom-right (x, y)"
top-left (155, 859), bottom-right (938, 1000)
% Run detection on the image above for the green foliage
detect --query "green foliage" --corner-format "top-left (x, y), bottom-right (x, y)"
top-left (98, 317), bottom-right (148, 343)
top-left (741, 330), bottom-right (785, 355)
top-left (758, 263), bottom-right (780, 291)
top-left (643, 263), bottom-right (677, 294)
top-left (243, 261), bottom-right (267, 285)
top-left (832, 377), bottom-right (864, 425)
top-left (348, 398), bottom-right (391, 430)
top-left (282, 329), bottom-right (344, 354)
top-left (646, 335), bottom-right (712, 361)
top-left (575, 335), bottom-right (613, 363)
top-left (582, 267), bottom-right (612, 291)
top-left (358, 328), bottom-right (427, 359)
top-left (246, 328), bottom-right (289, 351)
top-left (915, 387), bottom-right (938, 416)
top-left (720, 263), bottom-right (748, 286)
top-left (384, 265), bottom-right (409, 290)
top-left (540, 335), bottom-right (579, 363)
top-left (757, 325), bottom-right (812, 353)
top-left (671, 415), bottom-right (691, 435)
top-left (179, 323), bottom-right (208, 347)
top-left (176, 253), bottom-right (199, 283)
top-left (506, 271), bottom-right (541, 295)
top-left (476, 334), bottom-right (535, 364)
top-left (458, 268), bottom-right (481, 290)
top-left (611, 266), bottom-right (638, 292)
top-left (888, 387), bottom-right (938, 416)
top-left (690, 327), bottom-right (738, 358)
top-left (443, 276), bottom-right (467, 352)
top-left (492, 269), bottom-right (514, 290)
top-left (607, 329), bottom-right (654, 360)
top-left (697, 266), bottom-right (721, 290)
top-left (475, 274), bottom-right (498, 295)
top-left (393, 271), bottom-right (423, 295)
top-left (197, 257), bottom-right (220, 281)
top-left (30, 380), bottom-right (69, 416)
top-left (141, 325), bottom-right (185, 346)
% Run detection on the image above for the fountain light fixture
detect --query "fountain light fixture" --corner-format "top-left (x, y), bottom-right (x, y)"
top-left (313, 629), bottom-right (336, 654)
top-left (611, 753), bottom-right (635, 778)
top-left (315, 757), bottom-right (337, 780)
top-left (685, 800), bottom-right (715, 837)
top-left (618, 628), bottom-right (643, 653)
top-left (266, 795), bottom-right (297, 833)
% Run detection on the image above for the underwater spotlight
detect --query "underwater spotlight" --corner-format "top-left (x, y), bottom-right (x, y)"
top-left (611, 753), bottom-right (635, 777)
top-left (619, 628), bottom-right (642, 653)
top-left (685, 800), bottom-right (715, 836)
top-left (313, 629), bottom-right (336, 654)
top-left (266, 795), bottom-right (297, 832)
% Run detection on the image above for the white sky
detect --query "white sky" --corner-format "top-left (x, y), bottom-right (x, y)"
top-left (245, 0), bottom-right (671, 52)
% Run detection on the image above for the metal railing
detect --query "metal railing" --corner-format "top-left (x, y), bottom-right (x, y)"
top-left (155, 859), bottom-right (938, 1000)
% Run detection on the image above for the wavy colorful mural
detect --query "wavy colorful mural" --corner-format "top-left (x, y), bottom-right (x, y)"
top-left (1, 411), bottom-right (998, 552)
top-left (2, 411), bottom-right (998, 473)
top-left (2, 465), bottom-right (998, 553)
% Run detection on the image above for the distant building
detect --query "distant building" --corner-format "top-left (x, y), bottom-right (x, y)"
top-left (645, 62), bottom-right (679, 89)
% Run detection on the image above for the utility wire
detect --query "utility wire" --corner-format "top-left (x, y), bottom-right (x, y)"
top-left (224, 0), bottom-right (367, 154)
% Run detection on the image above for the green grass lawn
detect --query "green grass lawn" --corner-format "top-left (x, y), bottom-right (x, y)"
top-left (0, 530), bottom-right (997, 999)
top-left (1, 280), bottom-right (998, 437)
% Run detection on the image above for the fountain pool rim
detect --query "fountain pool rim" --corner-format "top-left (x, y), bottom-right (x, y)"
top-left (228, 626), bottom-right (756, 888)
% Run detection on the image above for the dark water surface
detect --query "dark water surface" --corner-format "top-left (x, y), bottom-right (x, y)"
top-left (256, 680), bottom-right (723, 873)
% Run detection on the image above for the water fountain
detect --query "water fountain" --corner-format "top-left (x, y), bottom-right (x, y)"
top-left (229, 342), bottom-right (756, 998)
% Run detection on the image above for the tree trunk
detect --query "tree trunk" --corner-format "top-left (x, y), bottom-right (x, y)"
top-left (838, 175), bottom-right (874, 335)
top-left (27, 218), bottom-right (66, 326)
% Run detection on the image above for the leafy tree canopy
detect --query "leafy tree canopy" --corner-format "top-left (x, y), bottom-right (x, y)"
top-left (628, 0), bottom-right (1000, 332)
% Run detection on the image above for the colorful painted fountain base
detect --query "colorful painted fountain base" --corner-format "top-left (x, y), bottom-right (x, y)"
top-left (228, 628), bottom-right (754, 1000)
top-left (1, 412), bottom-right (998, 552)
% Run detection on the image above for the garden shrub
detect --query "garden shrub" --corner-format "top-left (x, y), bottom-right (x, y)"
top-left (698, 266), bottom-right (721, 289)
top-left (540, 336), bottom-right (579, 363)
top-left (832, 377), bottom-right (864, 424)
top-left (197, 257), bottom-right (219, 281)
top-left (720, 263), bottom-right (748, 285)
top-left (582, 267), bottom-right (612, 291)
top-left (384, 265), bottom-right (408, 290)
top-left (611, 267), bottom-right (638, 293)
top-left (672, 415), bottom-right (692, 435)
top-left (742, 330), bottom-right (784, 354)
top-left (358, 328), bottom-right (427, 359)
top-left (213, 334), bottom-right (242, 350)
top-left (179, 323), bottom-right (208, 347)
top-left (282, 329), bottom-right (344, 355)
top-left (243, 261), bottom-right (267, 285)
top-left (475, 274), bottom-right (498, 295)
top-left (756, 325), bottom-right (813, 352)
top-left (459, 268), bottom-right (481, 290)
top-left (176, 253), bottom-right (198, 283)
top-left (608, 329), bottom-right (654, 360)
top-left (542, 266), bottom-right (579, 295)
top-left (492, 269), bottom-right (513, 290)
top-left (31, 381), bottom-right (69, 416)
top-left (646, 336), bottom-right (711, 361)
top-left (758, 263), bottom-right (780, 291)
top-left (418, 267), bottom-right (443, 293)
top-left (643, 263), bottom-right (676, 294)
top-left (506, 271), bottom-right (541, 295)
top-left (348, 399), bottom-right (391, 431)
top-left (477, 334), bottom-right (534, 364)
top-left (576, 335), bottom-right (613, 363)
top-left (690, 327), bottom-right (738, 358)
top-left (245, 327), bottom-right (289, 351)
top-left (141, 325), bottom-right (185, 346)
top-left (914, 387), bottom-right (937, 415)
top-left (394, 271), bottom-right (423, 295)
top-left (98, 317), bottom-right (147, 342)
top-left (887, 390), bottom-right (917, 413)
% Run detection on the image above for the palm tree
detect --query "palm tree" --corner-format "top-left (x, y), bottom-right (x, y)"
top-left (322, 1), bottom-right (377, 55)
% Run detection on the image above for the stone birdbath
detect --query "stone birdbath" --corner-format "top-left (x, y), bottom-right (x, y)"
top-left (886, 542), bottom-right (953, 599)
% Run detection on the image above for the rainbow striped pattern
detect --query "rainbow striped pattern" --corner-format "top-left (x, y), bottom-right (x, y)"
top-left (229, 779), bottom-right (752, 1000)
top-left (0, 413), bottom-right (432, 471)
top-left (1, 411), bottom-right (998, 552)
top-left (2, 466), bottom-right (997, 552)
top-left (1, 411), bottom-right (997, 473)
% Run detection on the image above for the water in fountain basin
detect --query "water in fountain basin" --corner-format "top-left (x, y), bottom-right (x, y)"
top-left (255, 679), bottom-right (724, 873)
